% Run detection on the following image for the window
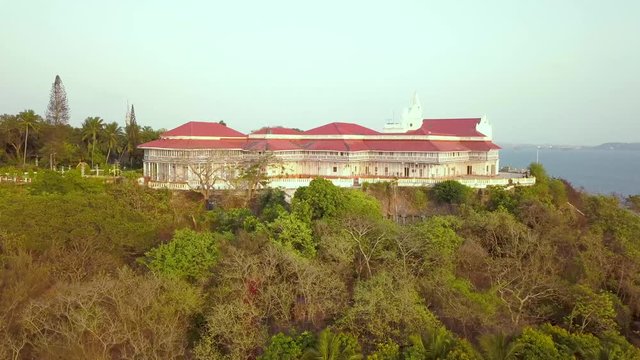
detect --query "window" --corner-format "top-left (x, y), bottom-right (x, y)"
top-left (333, 166), bottom-right (337, 173)
top-left (384, 167), bottom-right (388, 175)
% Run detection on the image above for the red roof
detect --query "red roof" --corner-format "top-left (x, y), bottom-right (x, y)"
top-left (141, 119), bottom-right (499, 152)
top-left (305, 122), bottom-right (380, 135)
top-left (138, 138), bottom-right (247, 149)
top-left (300, 139), bottom-right (498, 152)
top-left (139, 137), bottom-right (500, 152)
top-left (365, 140), bottom-right (440, 152)
top-left (251, 126), bottom-right (302, 135)
top-left (364, 140), bottom-right (498, 152)
top-left (407, 118), bottom-right (485, 137)
top-left (162, 121), bottom-right (245, 138)
top-left (303, 139), bottom-right (369, 152)
top-left (463, 141), bottom-right (501, 151)
top-left (244, 139), bottom-right (302, 151)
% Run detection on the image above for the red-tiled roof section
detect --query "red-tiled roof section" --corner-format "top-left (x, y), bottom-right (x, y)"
top-left (408, 118), bottom-right (485, 137)
top-left (251, 126), bottom-right (303, 135)
top-left (305, 122), bottom-right (380, 135)
top-left (141, 120), bottom-right (499, 151)
top-left (365, 140), bottom-right (499, 152)
top-left (463, 141), bottom-right (501, 151)
top-left (365, 140), bottom-right (440, 152)
top-left (139, 138), bottom-right (500, 152)
top-left (300, 139), bottom-right (499, 152)
top-left (244, 139), bottom-right (302, 151)
top-left (162, 121), bottom-right (245, 138)
top-left (302, 140), bottom-right (369, 152)
top-left (138, 138), bottom-right (247, 149)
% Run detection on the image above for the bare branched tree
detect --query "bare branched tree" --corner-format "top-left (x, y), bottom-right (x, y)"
top-left (18, 268), bottom-right (198, 359)
top-left (236, 152), bottom-right (284, 205)
top-left (488, 231), bottom-right (560, 325)
top-left (342, 216), bottom-right (388, 279)
top-left (393, 230), bottom-right (426, 274)
top-left (180, 150), bottom-right (242, 200)
top-left (180, 150), bottom-right (284, 202)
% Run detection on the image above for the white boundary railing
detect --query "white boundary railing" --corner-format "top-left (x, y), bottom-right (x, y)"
top-left (148, 176), bottom-right (536, 190)
top-left (147, 181), bottom-right (191, 190)
top-left (0, 173), bottom-right (34, 183)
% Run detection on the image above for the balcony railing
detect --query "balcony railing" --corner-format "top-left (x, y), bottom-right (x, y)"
top-left (144, 153), bottom-right (500, 165)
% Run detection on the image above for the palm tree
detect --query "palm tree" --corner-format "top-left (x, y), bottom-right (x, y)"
top-left (596, 346), bottom-right (623, 360)
top-left (18, 110), bottom-right (41, 167)
top-left (406, 327), bottom-right (456, 360)
top-left (81, 116), bottom-right (104, 168)
top-left (103, 122), bottom-right (123, 164)
top-left (302, 329), bottom-right (362, 360)
top-left (479, 333), bottom-right (519, 360)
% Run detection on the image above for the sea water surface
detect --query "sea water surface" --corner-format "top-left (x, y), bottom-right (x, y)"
top-left (499, 148), bottom-right (640, 196)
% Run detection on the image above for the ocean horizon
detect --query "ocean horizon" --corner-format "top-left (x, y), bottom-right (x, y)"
top-left (500, 147), bottom-right (640, 196)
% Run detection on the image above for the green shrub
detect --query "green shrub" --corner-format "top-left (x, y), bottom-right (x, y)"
top-left (143, 229), bottom-right (223, 282)
top-left (264, 212), bottom-right (316, 258)
top-left (259, 332), bottom-right (314, 360)
top-left (292, 178), bottom-right (342, 220)
top-left (431, 180), bottom-right (472, 204)
top-left (208, 207), bottom-right (256, 233)
top-left (29, 170), bottom-right (104, 195)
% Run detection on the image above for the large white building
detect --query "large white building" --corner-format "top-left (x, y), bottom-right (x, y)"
top-left (139, 96), bottom-right (533, 190)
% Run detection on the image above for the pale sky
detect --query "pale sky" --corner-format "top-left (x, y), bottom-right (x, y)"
top-left (1, 0), bottom-right (638, 145)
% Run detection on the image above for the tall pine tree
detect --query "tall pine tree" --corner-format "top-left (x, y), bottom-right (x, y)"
top-left (45, 75), bottom-right (70, 125)
top-left (125, 104), bottom-right (140, 167)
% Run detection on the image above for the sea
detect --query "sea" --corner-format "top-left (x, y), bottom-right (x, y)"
top-left (499, 147), bottom-right (640, 196)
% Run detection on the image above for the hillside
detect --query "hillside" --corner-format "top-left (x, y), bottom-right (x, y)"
top-left (1, 165), bottom-right (640, 359)
top-left (592, 142), bottom-right (640, 151)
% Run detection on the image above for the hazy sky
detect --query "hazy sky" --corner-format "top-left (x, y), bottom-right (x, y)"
top-left (1, 0), bottom-right (638, 145)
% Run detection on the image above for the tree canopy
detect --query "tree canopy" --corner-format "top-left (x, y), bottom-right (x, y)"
top-left (1, 163), bottom-right (640, 359)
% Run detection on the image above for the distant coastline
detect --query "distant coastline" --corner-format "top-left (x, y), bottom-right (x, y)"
top-left (499, 142), bottom-right (640, 151)
top-left (591, 142), bottom-right (640, 151)
top-left (499, 147), bottom-right (640, 196)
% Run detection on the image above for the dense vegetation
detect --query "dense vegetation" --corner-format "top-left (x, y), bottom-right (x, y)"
top-left (1, 164), bottom-right (640, 359)
top-left (0, 107), bottom-right (161, 170)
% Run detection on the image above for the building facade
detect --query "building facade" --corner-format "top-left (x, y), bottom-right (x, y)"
top-left (139, 96), bottom-right (531, 190)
